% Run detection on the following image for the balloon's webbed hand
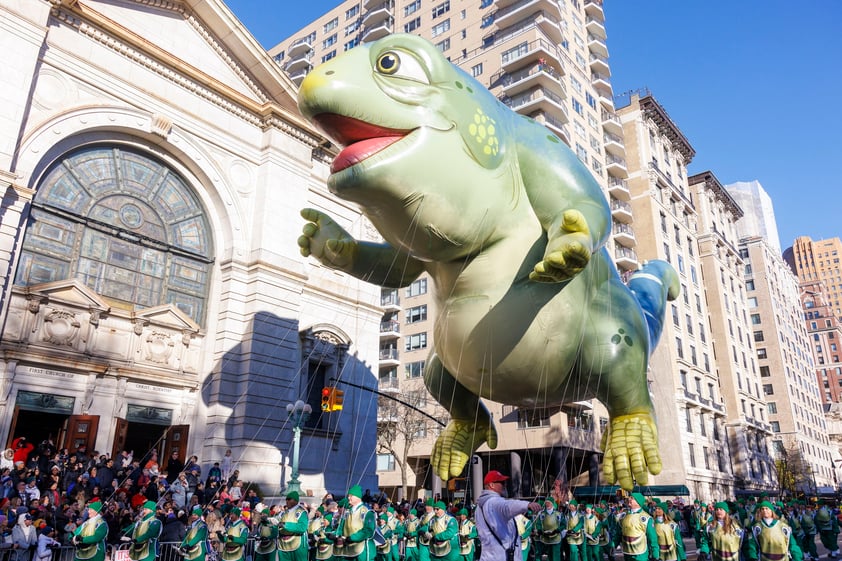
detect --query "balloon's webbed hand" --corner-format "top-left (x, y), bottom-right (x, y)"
top-left (298, 208), bottom-right (358, 272)
top-left (601, 412), bottom-right (662, 491)
top-left (529, 209), bottom-right (592, 283)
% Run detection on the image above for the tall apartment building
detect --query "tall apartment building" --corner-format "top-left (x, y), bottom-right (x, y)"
top-left (688, 171), bottom-right (776, 492)
top-left (738, 237), bottom-right (835, 492)
top-left (271, 0), bottom-right (634, 499)
top-left (786, 237), bottom-right (842, 319)
top-left (726, 180), bottom-right (835, 492)
top-left (616, 91), bottom-right (738, 500)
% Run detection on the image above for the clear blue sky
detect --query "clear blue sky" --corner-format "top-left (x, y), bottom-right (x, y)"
top-left (224, 1), bottom-right (842, 251)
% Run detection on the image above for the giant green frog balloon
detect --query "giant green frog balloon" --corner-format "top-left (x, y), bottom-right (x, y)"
top-left (296, 34), bottom-right (679, 490)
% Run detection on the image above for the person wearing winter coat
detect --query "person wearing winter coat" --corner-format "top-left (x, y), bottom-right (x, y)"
top-left (11, 513), bottom-right (38, 561)
top-left (35, 526), bottom-right (61, 561)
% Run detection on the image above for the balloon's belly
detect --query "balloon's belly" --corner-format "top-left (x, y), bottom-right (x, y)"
top-left (435, 286), bottom-right (586, 406)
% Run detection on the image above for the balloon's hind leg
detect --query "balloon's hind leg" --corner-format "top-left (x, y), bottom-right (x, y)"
top-left (424, 354), bottom-right (498, 481)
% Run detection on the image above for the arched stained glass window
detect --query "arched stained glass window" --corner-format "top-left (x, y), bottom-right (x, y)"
top-left (16, 145), bottom-right (214, 324)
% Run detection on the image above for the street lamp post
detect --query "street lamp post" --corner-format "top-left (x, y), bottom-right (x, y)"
top-left (284, 400), bottom-right (312, 497)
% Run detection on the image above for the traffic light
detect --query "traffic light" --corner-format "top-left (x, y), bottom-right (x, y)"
top-left (330, 389), bottom-right (344, 412)
top-left (321, 387), bottom-right (331, 411)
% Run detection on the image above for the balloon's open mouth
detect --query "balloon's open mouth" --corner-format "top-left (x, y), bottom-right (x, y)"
top-left (311, 113), bottom-right (413, 173)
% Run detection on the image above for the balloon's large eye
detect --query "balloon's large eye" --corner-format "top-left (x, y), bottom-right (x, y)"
top-left (376, 52), bottom-right (400, 75)
top-left (375, 50), bottom-right (430, 84)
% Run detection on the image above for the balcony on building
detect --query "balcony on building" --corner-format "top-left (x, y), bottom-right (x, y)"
top-left (287, 36), bottom-right (314, 57)
top-left (587, 33), bottom-right (608, 58)
top-left (607, 176), bottom-right (629, 200)
top-left (284, 50), bottom-right (313, 73)
top-left (379, 346), bottom-right (400, 367)
top-left (535, 11), bottom-right (563, 44)
top-left (595, 87), bottom-right (613, 110)
top-left (610, 196), bottom-right (633, 222)
top-left (363, 0), bottom-right (383, 9)
top-left (362, 1), bottom-right (392, 27)
top-left (379, 319), bottom-right (400, 339)
top-left (287, 65), bottom-right (312, 85)
top-left (612, 221), bottom-right (635, 247)
top-left (614, 245), bottom-right (639, 270)
top-left (601, 108), bottom-right (622, 136)
top-left (585, 15), bottom-right (606, 38)
top-left (381, 289), bottom-right (400, 311)
top-left (533, 111), bottom-right (571, 145)
top-left (591, 71), bottom-right (611, 91)
top-left (603, 131), bottom-right (625, 156)
top-left (378, 375), bottom-right (401, 394)
top-left (584, 0), bottom-right (604, 21)
top-left (605, 153), bottom-right (628, 177)
top-left (362, 17), bottom-right (393, 42)
top-left (500, 37), bottom-right (561, 73)
top-left (500, 87), bottom-right (568, 120)
top-left (493, 0), bottom-right (558, 29)
top-left (497, 62), bottom-right (566, 99)
top-left (589, 53), bottom-right (610, 75)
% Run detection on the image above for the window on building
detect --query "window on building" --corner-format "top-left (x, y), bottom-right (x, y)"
top-left (757, 348), bottom-right (767, 359)
top-left (405, 0), bottom-right (421, 16)
top-left (405, 360), bottom-right (426, 378)
top-left (685, 408), bottom-right (692, 432)
top-left (404, 17), bottom-right (422, 32)
top-left (768, 402), bottom-right (777, 414)
top-left (751, 313), bottom-right (761, 325)
top-left (754, 331), bottom-right (764, 342)
top-left (346, 5), bottom-right (359, 19)
top-left (676, 337), bottom-right (683, 359)
top-left (435, 38), bottom-right (450, 51)
top-left (406, 305), bottom-right (428, 323)
top-left (746, 280), bottom-right (755, 291)
top-left (518, 408), bottom-right (551, 428)
top-left (431, 1), bottom-right (450, 18)
top-left (763, 384), bottom-right (774, 395)
top-left (324, 17), bottom-right (338, 33)
top-left (18, 145), bottom-right (213, 324)
top-left (770, 421), bottom-right (780, 432)
top-left (431, 18), bottom-right (450, 37)
top-left (689, 443), bottom-right (696, 467)
top-left (321, 51), bottom-right (336, 63)
top-left (471, 63), bottom-right (483, 77)
top-left (376, 453), bottom-right (395, 471)
top-left (405, 332), bottom-right (428, 351)
top-left (760, 366), bottom-right (770, 377)
top-left (322, 34), bottom-right (337, 48)
top-left (572, 98), bottom-right (583, 115)
top-left (407, 278), bottom-right (427, 297)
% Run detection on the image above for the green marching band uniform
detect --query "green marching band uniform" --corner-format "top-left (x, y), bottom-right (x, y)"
top-left (652, 504), bottom-right (686, 561)
top-left (515, 513), bottom-right (533, 561)
top-left (403, 510), bottom-right (420, 561)
top-left (567, 500), bottom-right (586, 561)
top-left (336, 485), bottom-right (376, 561)
top-left (417, 501), bottom-right (435, 561)
top-left (535, 498), bottom-right (564, 561)
top-left (180, 506), bottom-right (210, 561)
top-left (388, 509), bottom-right (403, 561)
top-left (583, 505), bottom-right (603, 561)
top-left (595, 508), bottom-right (614, 561)
top-left (428, 502), bottom-right (459, 561)
top-left (72, 501), bottom-right (108, 561)
top-left (815, 505), bottom-right (840, 558)
top-left (128, 501), bottom-right (163, 561)
top-left (702, 503), bottom-right (743, 561)
top-left (221, 507), bottom-right (249, 561)
top-left (457, 509), bottom-right (477, 561)
top-left (745, 501), bottom-right (803, 561)
top-left (376, 514), bottom-right (394, 561)
top-left (278, 492), bottom-right (309, 561)
top-left (619, 493), bottom-right (658, 561)
top-left (254, 508), bottom-right (279, 561)
top-left (312, 510), bottom-right (335, 561)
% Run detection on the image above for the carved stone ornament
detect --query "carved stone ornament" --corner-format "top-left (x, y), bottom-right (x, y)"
top-left (133, 319), bottom-right (149, 336)
top-left (145, 331), bottom-right (174, 363)
top-left (43, 309), bottom-right (81, 346)
top-left (313, 330), bottom-right (343, 345)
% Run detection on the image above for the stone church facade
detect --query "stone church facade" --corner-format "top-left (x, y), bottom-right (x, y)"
top-left (0, 0), bottom-right (380, 496)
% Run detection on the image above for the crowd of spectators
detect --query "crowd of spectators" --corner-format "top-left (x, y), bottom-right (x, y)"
top-left (0, 437), bottom-right (251, 552)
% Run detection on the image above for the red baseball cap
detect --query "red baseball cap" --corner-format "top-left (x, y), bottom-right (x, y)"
top-left (484, 470), bottom-right (509, 485)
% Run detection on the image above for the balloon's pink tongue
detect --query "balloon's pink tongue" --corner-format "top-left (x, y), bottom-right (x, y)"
top-left (332, 136), bottom-right (404, 173)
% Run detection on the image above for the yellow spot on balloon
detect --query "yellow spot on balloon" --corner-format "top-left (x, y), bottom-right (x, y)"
top-left (484, 146), bottom-right (491, 155)
top-left (488, 125), bottom-right (495, 135)
top-left (474, 114), bottom-right (481, 124)
top-left (478, 125), bottom-right (487, 139)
